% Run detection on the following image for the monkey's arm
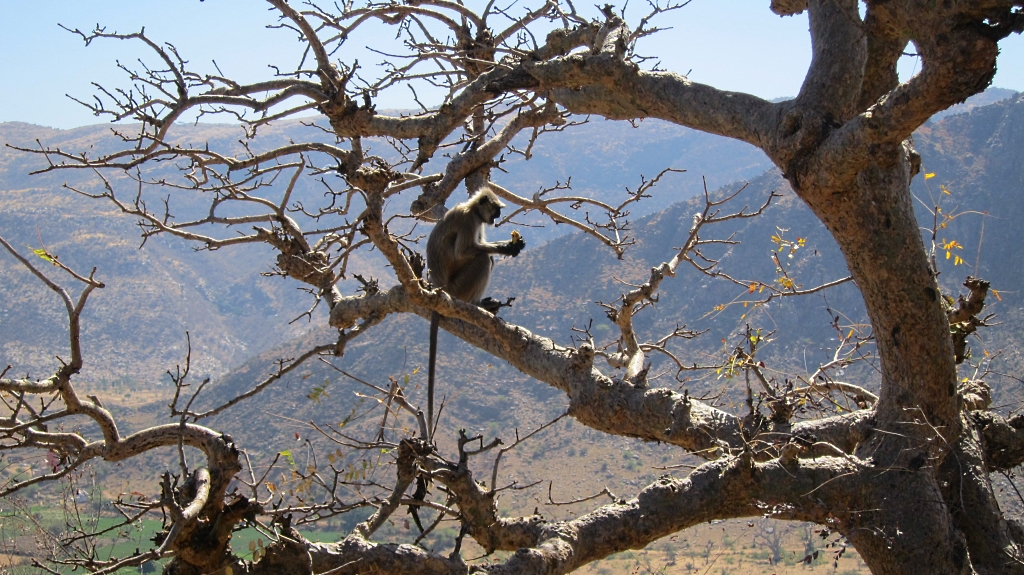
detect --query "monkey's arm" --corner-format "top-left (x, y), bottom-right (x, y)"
top-left (475, 236), bottom-right (526, 257)
top-left (452, 224), bottom-right (525, 259)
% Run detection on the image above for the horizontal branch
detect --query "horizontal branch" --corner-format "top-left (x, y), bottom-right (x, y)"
top-left (520, 54), bottom-right (777, 148)
top-left (307, 453), bottom-right (866, 575)
top-left (329, 284), bottom-right (743, 455)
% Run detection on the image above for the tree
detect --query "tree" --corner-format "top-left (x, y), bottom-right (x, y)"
top-left (2, 1), bottom-right (1024, 574)
top-left (753, 518), bottom-right (788, 566)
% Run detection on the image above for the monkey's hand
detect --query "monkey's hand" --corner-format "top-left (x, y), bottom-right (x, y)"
top-left (498, 237), bottom-right (526, 257)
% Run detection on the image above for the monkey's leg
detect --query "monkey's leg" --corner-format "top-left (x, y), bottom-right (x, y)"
top-left (447, 253), bottom-right (493, 303)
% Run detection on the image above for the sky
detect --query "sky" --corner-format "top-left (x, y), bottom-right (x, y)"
top-left (1, 0), bottom-right (1022, 129)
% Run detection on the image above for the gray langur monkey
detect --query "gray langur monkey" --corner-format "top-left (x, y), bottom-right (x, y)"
top-left (424, 186), bottom-right (525, 437)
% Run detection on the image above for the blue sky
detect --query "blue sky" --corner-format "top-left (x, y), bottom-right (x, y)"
top-left (1, 0), bottom-right (1021, 129)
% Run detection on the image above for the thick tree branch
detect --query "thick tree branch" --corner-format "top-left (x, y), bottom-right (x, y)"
top-left (525, 59), bottom-right (777, 149)
top-left (309, 453), bottom-right (877, 575)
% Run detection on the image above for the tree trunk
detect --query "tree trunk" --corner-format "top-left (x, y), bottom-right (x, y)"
top-left (788, 139), bottom-right (970, 574)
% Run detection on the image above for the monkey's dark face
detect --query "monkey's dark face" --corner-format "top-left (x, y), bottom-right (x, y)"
top-left (477, 196), bottom-right (502, 224)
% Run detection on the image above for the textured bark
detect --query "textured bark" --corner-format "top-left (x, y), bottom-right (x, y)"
top-left (941, 419), bottom-right (1024, 575)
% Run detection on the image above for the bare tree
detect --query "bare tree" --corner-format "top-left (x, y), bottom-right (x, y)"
top-left (753, 518), bottom-right (788, 566)
top-left (3, 1), bottom-right (1024, 574)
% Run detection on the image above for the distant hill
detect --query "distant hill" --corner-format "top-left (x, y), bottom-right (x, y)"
top-left (0, 122), bottom-right (318, 383)
top-left (0, 111), bottom-right (775, 386)
top-left (197, 91), bottom-right (1024, 463)
top-left (2, 89), bottom-right (1022, 442)
top-left (5, 91), bottom-right (1022, 563)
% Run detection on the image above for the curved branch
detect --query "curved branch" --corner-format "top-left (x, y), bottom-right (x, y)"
top-left (415, 102), bottom-right (563, 209)
top-left (795, 0), bottom-right (865, 123)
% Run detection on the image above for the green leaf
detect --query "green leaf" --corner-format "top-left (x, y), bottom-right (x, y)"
top-left (32, 248), bottom-right (54, 263)
top-left (280, 450), bottom-right (295, 466)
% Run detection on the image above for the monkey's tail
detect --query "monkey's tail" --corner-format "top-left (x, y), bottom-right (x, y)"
top-left (427, 311), bottom-right (439, 440)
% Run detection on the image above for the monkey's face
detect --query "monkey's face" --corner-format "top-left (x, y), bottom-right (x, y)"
top-left (478, 196), bottom-right (502, 224)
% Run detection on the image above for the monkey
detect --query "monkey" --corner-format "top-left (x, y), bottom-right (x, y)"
top-left (426, 186), bottom-right (524, 303)
top-left (424, 186), bottom-right (525, 438)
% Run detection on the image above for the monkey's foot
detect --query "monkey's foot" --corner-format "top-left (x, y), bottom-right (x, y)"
top-left (479, 296), bottom-right (515, 314)
top-left (479, 297), bottom-right (502, 313)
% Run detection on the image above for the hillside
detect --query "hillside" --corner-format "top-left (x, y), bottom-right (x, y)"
top-left (2, 89), bottom-right (1022, 575)
top-left (1, 88), bottom-right (1016, 390)
top-left (5, 90), bottom-right (1020, 469)
top-left (176, 91), bottom-right (1024, 522)
top-left (0, 116), bottom-right (777, 388)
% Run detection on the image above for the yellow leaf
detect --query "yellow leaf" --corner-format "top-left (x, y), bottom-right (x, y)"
top-left (992, 289), bottom-right (1002, 301)
top-left (226, 567), bottom-right (233, 575)
top-left (924, 172), bottom-right (935, 179)
top-left (249, 540), bottom-right (257, 552)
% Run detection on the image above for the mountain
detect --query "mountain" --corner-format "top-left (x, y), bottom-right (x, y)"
top-left (0, 111), bottom-right (781, 389)
top-left (195, 91), bottom-right (1024, 463)
top-left (1, 88), bottom-right (1022, 458)
top-left (3, 90), bottom-right (1022, 572)
top-left (0, 123), bottom-right (314, 384)
top-left (4, 89), bottom-right (1021, 434)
